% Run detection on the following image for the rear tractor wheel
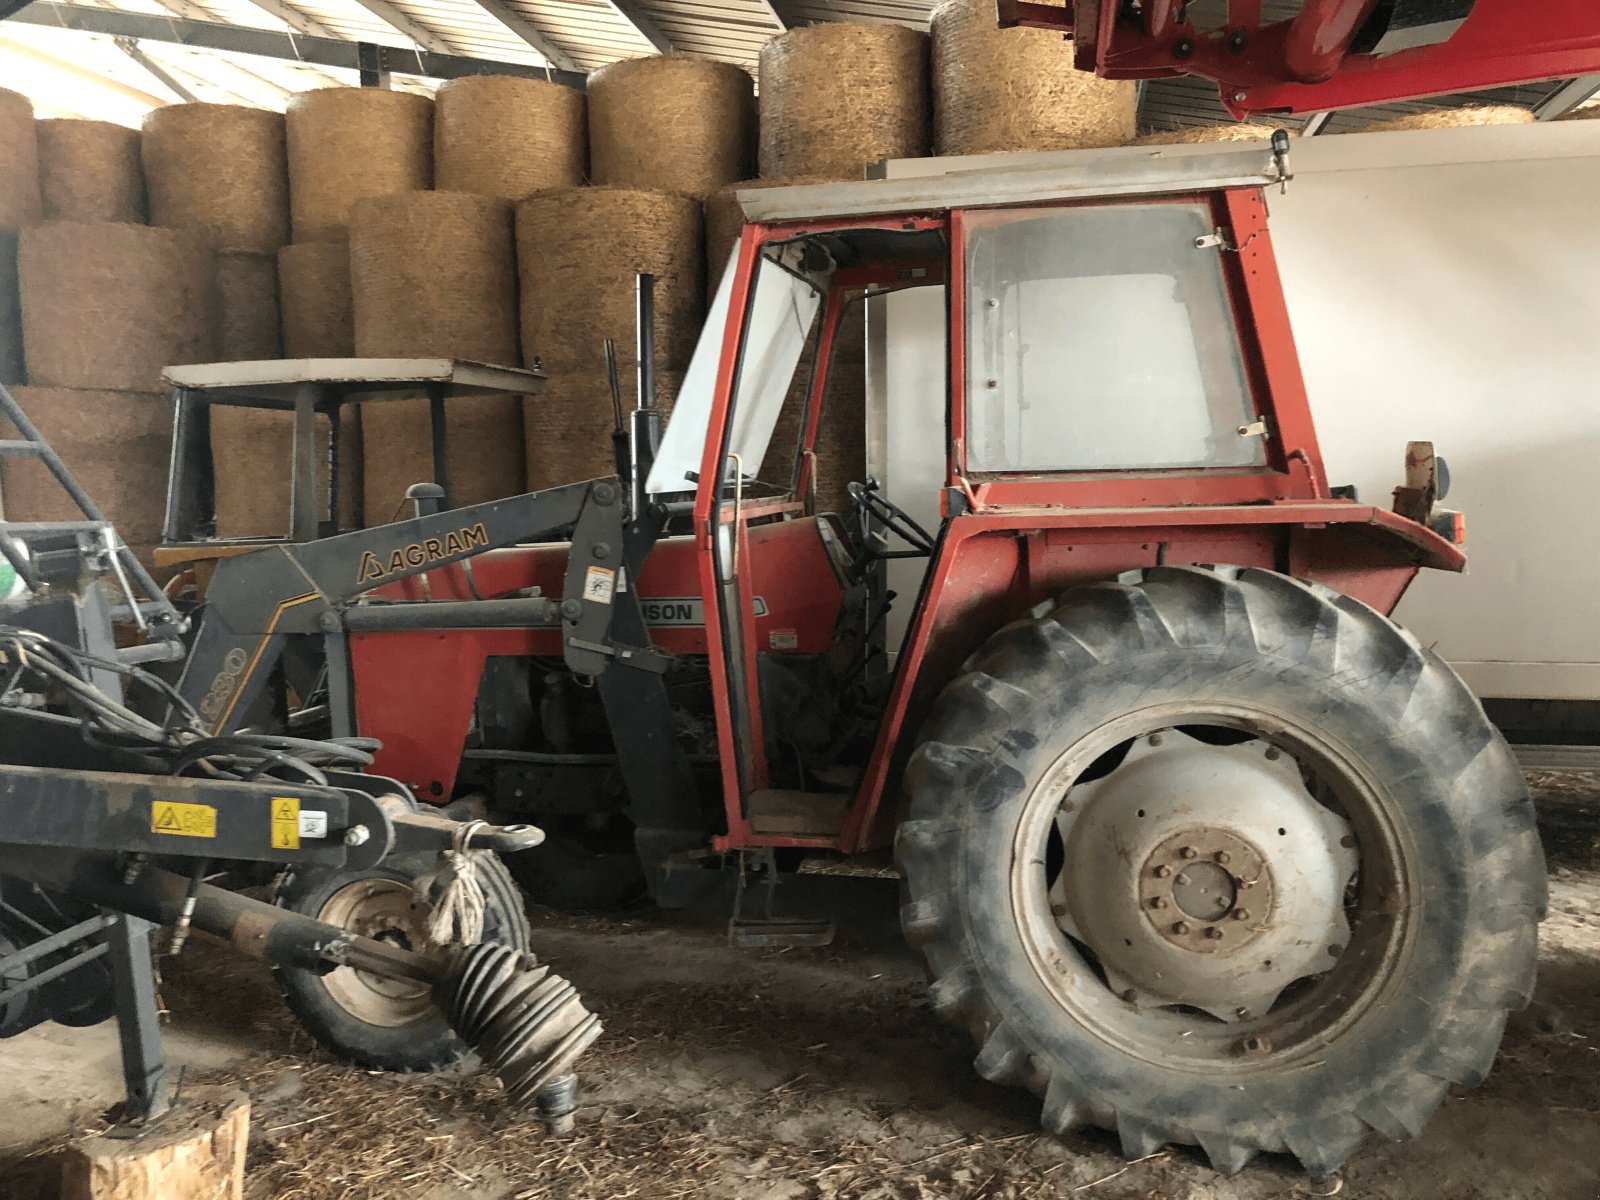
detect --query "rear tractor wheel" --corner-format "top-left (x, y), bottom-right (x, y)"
top-left (898, 565), bottom-right (1545, 1174)
top-left (274, 851), bottom-right (531, 1071)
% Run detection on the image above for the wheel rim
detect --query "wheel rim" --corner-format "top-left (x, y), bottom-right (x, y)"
top-left (315, 878), bottom-right (437, 1028)
top-left (1010, 704), bottom-right (1416, 1070)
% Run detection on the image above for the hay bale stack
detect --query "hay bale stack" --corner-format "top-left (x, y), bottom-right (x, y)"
top-left (589, 56), bottom-right (755, 198)
top-left (142, 104), bottom-right (288, 252)
top-left (763, 302), bottom-right (865, 514)
top-left (350, 191), bottom-right (518, 363)
top-left (362, 393), bottom-right (524, 522)
top-left (516, 187), bottom-right (703, 374)
top-left (1134, 123), bottom-right (1288, 146)
top-left (1556, 105), bottom-right (1600, 122)
top-left (434, 75), bottom-right (585, 199)
top-left (0, 89), bottom-right (40, 232)
top-left (278, 241), bottom-right (353, 358)
top-left (1351, 105), bottom-right (1533, 133)
top-left (351, 191), bottom-right (520, 523)
top-left (931, 0), bottom-right (1134, 155)
top-left (19, 221), bottom-right (215, 393)
top-left (287, 89), bottom-right (432, 243)
top-left (523, 368), bottom-right (682, 489)
top-left (758, 24), bottom-right (930, 180)
top-left (214, 252), bottom-right (281, 361)
top-left (0, 231), bottom-right (21, 385)
top-left (36, 119), bottom-right (144, 223)
top-left (3, 387), bottom-right (169, 560)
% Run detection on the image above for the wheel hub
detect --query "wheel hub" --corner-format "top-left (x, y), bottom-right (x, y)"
top-left (1138, 828), bottom-right (1273, 953)
top-left (317, 878), bottom-right (436, 1024)
top-left (1048, 732), bottom-right (1358, 1022)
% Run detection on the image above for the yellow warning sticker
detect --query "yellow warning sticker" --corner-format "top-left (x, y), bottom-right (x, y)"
top-left (271, 797), bottom-right (301, 850)
top-left (151, 801), bottom-right (216, 839)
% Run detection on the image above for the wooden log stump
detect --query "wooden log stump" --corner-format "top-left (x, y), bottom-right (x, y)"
top-left (61, 1085), bottom-right (249, 1200)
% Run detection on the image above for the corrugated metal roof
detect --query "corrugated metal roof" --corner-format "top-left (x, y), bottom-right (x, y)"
top-left (0, 0), bottom-right (1587, 136)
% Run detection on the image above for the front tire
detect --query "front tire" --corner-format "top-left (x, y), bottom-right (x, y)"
top-left (274, 851), bottom-right (531, 1071)
top-left (897, 565), bottom-right (1544, 1174)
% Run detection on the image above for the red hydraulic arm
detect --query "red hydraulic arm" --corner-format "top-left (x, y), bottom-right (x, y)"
top-left (996, 0), bottom-right (1600, 117)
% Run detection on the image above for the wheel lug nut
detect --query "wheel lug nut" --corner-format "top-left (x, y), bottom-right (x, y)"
top-left (1213, 850), bottom-right (1230, 864)
top-left (1264, 747), bottom-right (1281, 761)
top-left (1179, 846), bottom-right (1198, 860)
top-left (1148, 733), bottom-right (1163, 747)
top-left (1172, 921), bottom-right (1190, 935)
top-left (1120, 988), bottom-right (1137, 1003)
top-left (1153, 865), bottom-right (1172, 878)
top-left (1204, 926), bottom-right (1224, 940)
top-left (1175, 873), bottom-right (1189, 886)
top-left (1050, 902), bottom-right (1067, 917)
top-left (1233, 909), bottom-right (1250, 921)
top-left (1328, 944), bottom-right (1344, 958)
top-left (1149, 896), bottom-right (1168, 909)
top-left (1340, 834), bottom-right (1357, 848)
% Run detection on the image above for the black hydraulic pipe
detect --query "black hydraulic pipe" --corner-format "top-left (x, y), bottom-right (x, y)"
top-left (342, 597), bottom-right (563, 632)
top-left (632, 274), bottom-right (662, 517)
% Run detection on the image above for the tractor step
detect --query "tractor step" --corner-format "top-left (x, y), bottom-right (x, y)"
top-left (746, 789), bottom-right (851, 837)
top-left (728, 849), bottom-right (836, 948)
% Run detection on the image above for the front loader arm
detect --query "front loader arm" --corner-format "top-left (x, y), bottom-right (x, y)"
top-left (177, 479), bottom-right (615, 733)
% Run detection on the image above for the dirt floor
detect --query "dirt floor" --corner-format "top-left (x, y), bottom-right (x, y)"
top-left (3, 771), bottom-right (1599, 1200)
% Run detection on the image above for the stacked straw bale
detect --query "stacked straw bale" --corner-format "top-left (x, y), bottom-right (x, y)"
top-left (287, 89), bottom-right (432, 243)
top-left (1557, 105), bottom-right (1600, 122)
top-left (37, 119), bottom-right (145, 223)
top-left (3, 387), bottom-right (169, 564)
top-left (758, 24), bottom-right (930, 180)
top-left (931, 0), bottom-right (1134, 155)
top-left (0, 232), bottom-right (21, 385)
top-left (515, 187), bottom-right (703, 373)
top-left (516, 187), bottom-right (703, 488)
top-left (351, 191), bottom-right (522, 521)
top-left (434, 76), bottom-right (585, 199)
top-left (1351, 105), bottom-right (1533, 133)
top-left (278, 241), bottom-right (360, 528)
top-left (1134, 123), bottom-right (1288, 146)
top-left (211, 251), bottom-right (300, 538)
top-left (0, 89), bottom-right (41, 231)
top-left (18, 221), bottom-right (215, 393)
top-left (763, 301), bottom-right (866, 514)
top-left (142, 104), bottom-right (288, 252)
top-left (278, 241), bottom-right (354, 358)
top-left (588, 56), bottom-right (756, 198)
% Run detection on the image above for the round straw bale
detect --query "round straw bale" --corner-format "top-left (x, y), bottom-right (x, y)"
top-left (287, 88), bottom-right (433, 243)
top-left (36, 119), bottom-right (144, 224)
top-left (350, 191), bottom-right (517, 364)
top-left (278, 241), bottom-right (353, 358)
top-left (19, 221), bottom-right (216, 393)
top-left (209, 406), bottom-right (338, 538)
top-left (702, 176), bottom-right (830, 301)
top-left (589, 56), bottom-right (755, 198)
top-left (516, 187), bottom-right (703, 375)
top-left (0, 230), bottom-right (22, 385)
top-left (1556, 105), bottom-right (1600, 122)
top-left (931, 0), bottom-right (1134, 156)
top-left (142, 104), bottom-right (288, 252)
top-left (214, 251), bottom-right (281, 361)
top-left (1351, 105), bottom-right (1533, 134)
top-left (3, 387), bottom-right (169, 551)
top-left (758, 24), bottom-right (930, 181)
top-left (434, 75), bottom-right (585, 200)
top-left (523, 367), bottom-right (682, 489)
top-left (362, 393), bottom-right (524, 524)
top-left (1133, 123), bottom-right (1290, 146)
top-left (0, 89), bottom-right (41, 231)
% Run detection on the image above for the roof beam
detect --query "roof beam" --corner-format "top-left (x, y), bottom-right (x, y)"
top-left (603, 0), bottom-right (672, 54)
top-left (755, 0), bottom-right (807, 31)
top-left (239, 0), bottom-right (339, 40)
top-left (8, 3), bottom-right (588, 86)
top-left (0, 31), bottom-right (172, 106)
top-left (1534, 75), bottom-right (1600, 120)
top-left (345, 0), bottom-right (453, 55)
top-left (467, 0), bottom-right (575, 71)
top-left (115, 36), bottom-right (200, 101)
top-left (1300, 111), bottom-right (1333, 135)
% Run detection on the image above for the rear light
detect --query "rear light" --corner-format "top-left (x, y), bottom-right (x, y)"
top-left (1428, 509), bottom-right (1466, 545)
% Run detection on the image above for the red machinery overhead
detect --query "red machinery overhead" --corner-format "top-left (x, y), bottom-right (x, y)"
top-left (998, 0), bottom-right (1600, 117)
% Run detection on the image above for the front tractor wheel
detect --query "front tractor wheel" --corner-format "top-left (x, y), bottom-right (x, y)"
top-left (897, 566), bottom-right (1545, 1175)
top-left (274, 851), bottom-right (532, 1072)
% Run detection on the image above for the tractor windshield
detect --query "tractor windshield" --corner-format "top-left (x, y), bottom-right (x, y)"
top-left (647, 243), bottom-right (828, 495)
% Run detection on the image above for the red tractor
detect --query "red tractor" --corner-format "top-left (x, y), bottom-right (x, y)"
top-left (165, 143), bottom-right (1543, 1173)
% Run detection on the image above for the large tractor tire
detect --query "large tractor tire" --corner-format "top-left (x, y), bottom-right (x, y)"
top-left (897, 565), bottom-right (1545, 1175)
top-left (274, 851), bottom-right (531, 1071)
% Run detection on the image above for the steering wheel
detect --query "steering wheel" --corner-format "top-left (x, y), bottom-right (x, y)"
top-left (848, 478), bottom-right (936, 560)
